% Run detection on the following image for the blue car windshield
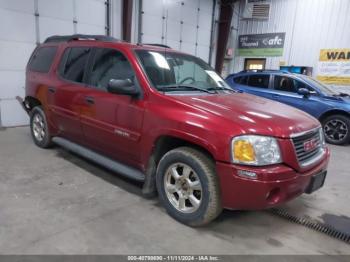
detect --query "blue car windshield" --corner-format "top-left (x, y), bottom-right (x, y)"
top-left (299, 75), bottom-right (339, 96)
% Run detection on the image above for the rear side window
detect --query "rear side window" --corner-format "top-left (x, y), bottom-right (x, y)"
top-left (59, 47), bottom-right (91, 83)
top-left (247, 74), bottom-right (269, 88)
top-left (28, 47), bottom-right (57, 73)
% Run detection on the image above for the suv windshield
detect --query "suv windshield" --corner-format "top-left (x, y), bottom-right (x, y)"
top-left (299, 75), bottom-right (339, 96)
top-left (135, 50), bottom-right (232, 93)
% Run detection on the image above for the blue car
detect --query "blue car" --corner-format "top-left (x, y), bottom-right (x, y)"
top-left (225, 70), bottom-right (350, 145)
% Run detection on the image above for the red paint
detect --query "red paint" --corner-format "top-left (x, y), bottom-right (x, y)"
top-left (217, 148), bottom-right (329, 209)
top-left (25, 40), bottom-right (330, 210)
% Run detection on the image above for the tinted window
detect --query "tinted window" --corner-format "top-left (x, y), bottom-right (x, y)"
top-left (293, 79), bottom-right (307, 90)
top-left (247, 74), bottom-right (269, 88)
top-left (274, 75), bottom-right (299, 93)
top-left (233, 76), bottom-right (248, 85)
top-left (60, 47), bottom-right (91, 83)
top-left (233, 76), bottom-right (241, 83)
top-left (240, 76), bottom-right (248, 85)
top-left (89, 48), bottom-right (135, 91)
top-left (28, 47), bottom-right (57, 73)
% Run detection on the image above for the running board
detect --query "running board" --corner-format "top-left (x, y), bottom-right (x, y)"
top-left (52, 137), bottom-right (145, 182)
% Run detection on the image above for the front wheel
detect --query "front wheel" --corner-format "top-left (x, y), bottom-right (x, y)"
top-left (156, 147), bottom-right (222, 226)
top-left (322, 114), bottom-right (350, 145)
top-left (30, 106), bottom-right (53, 148)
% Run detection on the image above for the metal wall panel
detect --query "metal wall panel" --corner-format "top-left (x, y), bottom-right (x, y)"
top-left (0, 0), bottom-right (110, 127)
top-left (140, 0), bottom-right (214, 62)
top-left (231, 0), bottom-right (350, 80)
top-left (110, 0), bottom-right (122, 39)
top-left (0, 2), bottom-right (36, 127)
top-left (76, 0), bottom-right (106, 34)
top-left (38, 0), bottom-right (75, 40)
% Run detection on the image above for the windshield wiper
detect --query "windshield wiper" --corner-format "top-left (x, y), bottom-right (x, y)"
top-left (157, 84), bottom-right (216, 94)
top-left (339, 92), bottom-right (349, 97)
top-left (332, 92), bottom-right (349, 97)
top-left (208, 87), bottom-right (236, 93)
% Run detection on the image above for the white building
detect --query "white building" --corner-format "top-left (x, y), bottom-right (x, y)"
top-left (226, 0), bottom-right (350, 94)
top-left (1, 0), bottom-right (349, 127)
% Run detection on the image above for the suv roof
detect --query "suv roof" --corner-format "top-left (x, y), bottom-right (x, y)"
top-left (44, 34), bottom-right (118, 43)
top-left (42, 34), bottom-right (173, 51)
top-left (236, 69), bottom-right (292, 75)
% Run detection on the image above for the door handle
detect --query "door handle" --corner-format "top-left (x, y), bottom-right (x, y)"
top-left (272, 94), bottom-right (280, 98)
top-left (85, 96), bottom-right (95, 105)
top-left (48, 87), bottom-right (56, 93)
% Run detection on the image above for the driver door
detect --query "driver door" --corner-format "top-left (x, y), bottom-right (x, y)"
top-left (270, 75), bottom-right (321, 116)
top-left (79, 47), bottom-right (145, 167)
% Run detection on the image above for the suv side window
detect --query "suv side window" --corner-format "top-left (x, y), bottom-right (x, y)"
top-left (28, 47), bottom-right (57, 73)
top-left (293, 79), bottom-right (307, 90)
top-left (233, 76), bottom-right (241, 83)
top-left (274, 75), bottom-right (298, 93)
top-left (247, 74), bottom-right (269, 88)
top-left (233, 76), bottom-right (248, 85)
top-left (89, 48), bottom-right (135, 91)
top-left (59, 47), bottom-right (91, 83)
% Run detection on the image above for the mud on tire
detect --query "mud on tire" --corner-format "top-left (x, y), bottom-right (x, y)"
top-left (156, 147), bottom-right (222, 226)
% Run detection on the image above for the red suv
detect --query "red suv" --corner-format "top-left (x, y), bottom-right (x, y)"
top-left (21, 34), bottom-right (330, 226)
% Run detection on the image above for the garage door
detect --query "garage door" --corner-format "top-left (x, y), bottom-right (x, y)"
top-left (0, 0), bottom-right (107, 127)
top-left (140, 0), bottom-right (213, 62)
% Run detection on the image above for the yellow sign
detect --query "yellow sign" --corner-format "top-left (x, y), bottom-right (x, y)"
top-left (317, 76), bottom-right (350, 85)
top-left (317, 49), bottom-right (350, 85)
top-left (319, 49), bottom-right (350, 62)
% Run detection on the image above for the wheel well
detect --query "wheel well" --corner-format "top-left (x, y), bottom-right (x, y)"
top-left (25, 96), bottom-right (42, 111)
top-left (142, 136), bottom-right (216, 197)
top-left (319, 110), bottom-right (350, 124)
top-left (152, 136), bottom-right (215, 164)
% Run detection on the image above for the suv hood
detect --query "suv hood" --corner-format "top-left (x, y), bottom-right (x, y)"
top-left (171, 92), bottom-right (320, 138)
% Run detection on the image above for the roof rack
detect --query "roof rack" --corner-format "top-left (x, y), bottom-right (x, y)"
top-left (44, 34), bottom-right (119, 43)
top-left (238, 69), bottom-right (291, 74)
top-left (138, 43), bottom-right (172, 48)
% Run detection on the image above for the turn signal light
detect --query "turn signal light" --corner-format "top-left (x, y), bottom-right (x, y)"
top-left (233, 140), bottom-right (256, 163)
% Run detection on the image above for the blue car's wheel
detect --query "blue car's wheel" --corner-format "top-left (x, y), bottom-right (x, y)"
top-left (322, 114), bottom-right (350, 145)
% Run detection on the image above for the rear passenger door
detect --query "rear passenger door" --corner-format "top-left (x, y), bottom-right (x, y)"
top-left (48, 47), bottom-right (91, 142)
top-left (79, 47), bottom-right (145, 167)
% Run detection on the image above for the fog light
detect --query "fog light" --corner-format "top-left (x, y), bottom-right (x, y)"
top-left (237, 169), bottom-right (257, 179)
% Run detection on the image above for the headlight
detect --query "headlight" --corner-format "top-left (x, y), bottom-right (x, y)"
top-left (231, 135), bottom-right (282, 166)
top-left (319, 127), bottom-right (326, 147)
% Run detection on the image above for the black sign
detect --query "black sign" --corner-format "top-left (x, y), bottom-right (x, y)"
top-left (238, 33), bottom-right (286, 49)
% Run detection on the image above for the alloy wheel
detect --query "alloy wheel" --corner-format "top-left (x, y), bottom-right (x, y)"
top-left (324, 119), bottom-right (348, 142)
top-left (32, 113), bottom-right (46, 142)
top-left (164, 163), bottom-right (203, 213)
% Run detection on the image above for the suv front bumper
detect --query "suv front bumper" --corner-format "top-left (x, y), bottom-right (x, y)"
top-left (216, 147), bottom-right (330, 210)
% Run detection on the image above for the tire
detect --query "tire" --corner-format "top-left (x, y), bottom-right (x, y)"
top-left (156, 147), bottom-right (222, 226)
top-left (322, 114), bottom-right (350, 145)
top-left (30, 106), bottom-right (53, 148)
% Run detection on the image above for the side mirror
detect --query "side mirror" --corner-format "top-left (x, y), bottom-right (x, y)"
top-left (107, 79), bottom-right (140, 97)
top-left (297, 88), bottom-right (310, 97)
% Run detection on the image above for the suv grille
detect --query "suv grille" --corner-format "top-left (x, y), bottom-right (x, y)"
top-left (292, 128), bottom-right (323, 167)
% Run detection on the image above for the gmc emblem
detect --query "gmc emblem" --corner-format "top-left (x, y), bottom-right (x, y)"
top-left (303, 139), bottom-right (318, 152)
